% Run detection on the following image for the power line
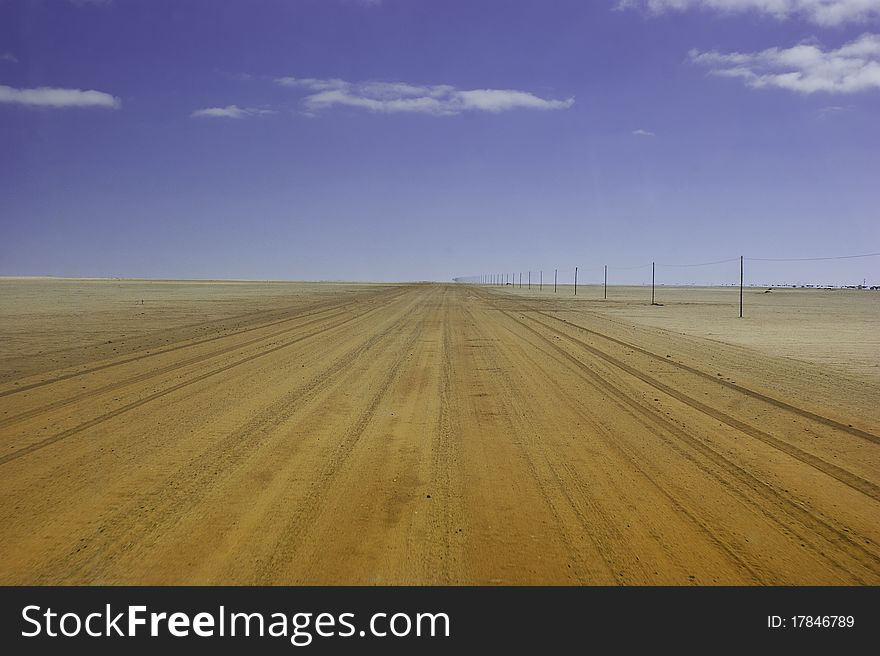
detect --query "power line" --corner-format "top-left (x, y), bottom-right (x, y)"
top-left (745, 252), bottom-right (880, 262)
top-left (607, 263), bottom-right (652, 271)
top-left (460, 251), bottom-right (878, 288)
top-left (656, 257), bottom-right (740, 268)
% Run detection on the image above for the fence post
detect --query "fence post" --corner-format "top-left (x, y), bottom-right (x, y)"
top-left (740, 255), bottom-right (743, 318)
top-left (540, 270), bottom-right (543, 291)
top-left (528, 271), bottom-right (531, 290)
top-left (554, 269), bottom-right (557, 293)
top-left (651, 262), bottom-right (655, 305)
top-left (574, 267), bottom-right (578, 296)
top-left (604, 265), bottom-right (607, 300)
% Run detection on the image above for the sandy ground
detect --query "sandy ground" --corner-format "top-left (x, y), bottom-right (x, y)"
top-left (0, 280), bottom-right (878, 584)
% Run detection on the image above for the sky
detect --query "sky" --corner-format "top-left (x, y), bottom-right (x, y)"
top-left (1, 0), bottom-right (878, 284)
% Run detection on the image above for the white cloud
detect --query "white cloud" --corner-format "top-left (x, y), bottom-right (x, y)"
top-left (815, 103), bottom-right (856, 116)
top-left (276, 77), bottom-right (350, 92)
top-left (0, 52), bottom-right (17, 63)
top-left (632, 128), bottom-right (656, 136)
top-left (615, 0), bottom-right (880, 26)
top-left (690, 33), bottom-right (880, 93)
top-left (275, 77), bottom-right (574, 115)
top-left (190, 105), bottom-right (276, 119)
top-left (0, 84), bottom-right (120, 108)
top-left (456, 89), bottom-right (574, 112)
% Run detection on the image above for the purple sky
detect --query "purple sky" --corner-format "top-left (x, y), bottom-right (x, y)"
top-left (1, 0), bottom-right (878, 284)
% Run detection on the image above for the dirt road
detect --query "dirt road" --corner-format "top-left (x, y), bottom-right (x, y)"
top-left (1, 283), bottom-right (878, 584)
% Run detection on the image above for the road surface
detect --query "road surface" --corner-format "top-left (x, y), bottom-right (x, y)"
top-left (1, 283), bottom-right (878, 584)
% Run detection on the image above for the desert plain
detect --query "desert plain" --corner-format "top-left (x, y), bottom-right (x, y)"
top-left (0, 278), bottom-right (878, 584)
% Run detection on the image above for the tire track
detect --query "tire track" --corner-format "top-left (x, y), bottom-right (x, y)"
top-left (530, 309), bottom-right (880, 445)
top-left (254, 292), bottom-right (433, 583)
top-left (0, 307), bottom-right (349, 430)
top-left (0, 286), bottom-right (402, 400)
top-left (557, 458), bottom-right (769, 584)
top-left (497, 309), bottom-right (880, 582)
top-left (0, 290), bottom-right (410, 467)
top-left (485, 315), bottom-right (771, 583)
top-left (469, 303), bottom-right (765, 584)
top-left (39, 298), bottom-right (426, 582)
top-left (457, 303), bottom-right (619, 584)
top-left (427, 287), bottom-right (457, 583)
top-left (4, 283), bottom-right (875, 585)
top-left (516, 310), bottom-right (880, 502)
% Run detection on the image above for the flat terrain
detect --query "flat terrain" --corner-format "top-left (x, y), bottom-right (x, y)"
top-left (1, 279), bottom-right (878, 584)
